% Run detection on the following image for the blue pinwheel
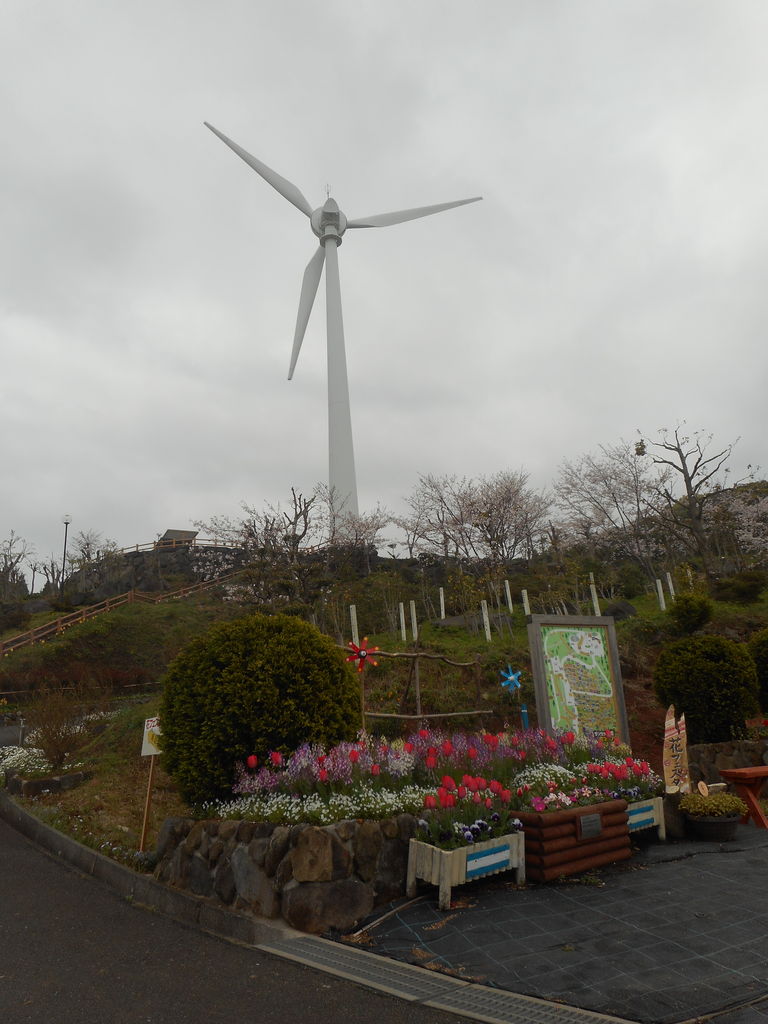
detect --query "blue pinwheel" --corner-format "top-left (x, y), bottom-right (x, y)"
top-left (500, 665), bottom-right (522, 692)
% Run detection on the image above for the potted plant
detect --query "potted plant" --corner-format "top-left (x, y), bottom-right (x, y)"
top-left (679, 790), bottom-right (748, 842)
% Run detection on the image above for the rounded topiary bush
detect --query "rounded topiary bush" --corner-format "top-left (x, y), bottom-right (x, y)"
top-left (748, 627), bottom-right (768, 712)
top-left (666, 592), bottom-right (713, 635)
top-left (160, 614), bottom-right (361, 805)
top-left (653, 635), bottom-right (760, 744)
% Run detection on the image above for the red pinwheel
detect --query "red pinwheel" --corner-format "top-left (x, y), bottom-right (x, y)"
top-left (346, 637), bottom-right (379, 673)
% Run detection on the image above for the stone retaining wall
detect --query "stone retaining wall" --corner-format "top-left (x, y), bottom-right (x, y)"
top-left (154, 813), bottom-right (418, 935)
top-left (686, 738), bottom-right (768, 786)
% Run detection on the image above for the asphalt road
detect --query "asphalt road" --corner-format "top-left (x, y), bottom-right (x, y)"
top-left (1, 819), bottom-right (465, 1024)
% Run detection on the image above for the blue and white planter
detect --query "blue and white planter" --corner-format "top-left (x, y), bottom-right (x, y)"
top-left (627, 796), bottom-right (666, 840)
top-left (406, 833), bottom-right (526, 910)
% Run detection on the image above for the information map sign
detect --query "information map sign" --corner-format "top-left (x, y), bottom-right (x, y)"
top-left (527, 615), bottom-right (629, 743)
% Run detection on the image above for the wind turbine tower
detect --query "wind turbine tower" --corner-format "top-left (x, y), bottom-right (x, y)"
top-left (205, 123), bottom-right (481, 517)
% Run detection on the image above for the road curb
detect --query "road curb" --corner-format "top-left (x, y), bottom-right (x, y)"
top-left (0, 790), bottom-right (300, 947)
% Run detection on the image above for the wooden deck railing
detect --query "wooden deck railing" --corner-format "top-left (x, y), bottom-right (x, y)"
top-left (0, 570), bottom-right (247, 658)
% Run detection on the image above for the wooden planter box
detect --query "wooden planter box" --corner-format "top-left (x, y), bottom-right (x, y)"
top-left (516, 799), bottom-right (631, 882)
top-left (406, 833), bottom-right (525, 910)
top-left (627, 796), bottom-right (666, 841)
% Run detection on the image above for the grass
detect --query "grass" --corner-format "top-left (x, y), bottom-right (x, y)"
top-left (19, 696), bottom-right (188, 863)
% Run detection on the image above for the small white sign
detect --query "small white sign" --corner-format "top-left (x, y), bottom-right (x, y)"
top-left (141, 717), bottom-right (162, 757)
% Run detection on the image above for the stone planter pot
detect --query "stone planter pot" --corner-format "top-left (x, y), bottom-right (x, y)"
top-left (516, 799), bottom-right (631, 882)
top-left (406, 833), bottom-right (525, 910)
top-left (684, 814), bottom-right (740, 843)
top-left (627, 796), bottom-right (666, 841)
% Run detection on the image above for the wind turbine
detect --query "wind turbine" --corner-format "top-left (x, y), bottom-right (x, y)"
top-left (205, 122), bottom-right (481, 518)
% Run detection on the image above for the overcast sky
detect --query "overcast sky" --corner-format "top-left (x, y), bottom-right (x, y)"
top-left (3, 1), bottom-right (767, 568)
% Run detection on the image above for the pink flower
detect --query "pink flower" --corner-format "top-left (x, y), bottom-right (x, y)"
top-left (246, 754), bottom-right (258, 770)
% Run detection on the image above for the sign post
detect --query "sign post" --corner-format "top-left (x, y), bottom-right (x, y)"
top-left (139, 717), bottom-right (162, 853)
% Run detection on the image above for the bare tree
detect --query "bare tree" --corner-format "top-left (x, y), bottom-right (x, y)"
top-left (554, 441), bottom-right (668, 580)
top-left (399, 471), bottom-right (548, 566)
top-left (0, 531), bottom-right (29, 601)
top-left (637, 425), bottom-right (754, 580)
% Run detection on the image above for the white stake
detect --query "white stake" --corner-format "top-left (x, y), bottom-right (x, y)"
top-left (480, 600), bottom-right (492, 642)
top-left (666, 572), bottom-right (676, 598)
top-left (655, 579), bottom-right (666, 612)
top-left (521, 589), bottom-right (531, 616)
top-left (439, 587), bottom-right (446, 619)
top-left (409, 599), bottom-right (419, 642)
top-left (399, 601), bottom-right (407, 642)
top-left (590, 583), bottom-right (601, 617)
top-left (349, 604), bottom-right (359, 646)
top-left (504, 579), bottom-right (513, 614)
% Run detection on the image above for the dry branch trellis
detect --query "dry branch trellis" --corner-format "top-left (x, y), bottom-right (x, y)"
top-left (345, 648), bottom-right (488, 731)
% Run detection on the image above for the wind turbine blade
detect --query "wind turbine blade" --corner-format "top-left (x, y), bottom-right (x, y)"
top-left (288, 246), bottom-right (325, 379)
top-left (347, 196), bottom-right (482, 229)
top-left (204, 122), bottom-right (313, 218)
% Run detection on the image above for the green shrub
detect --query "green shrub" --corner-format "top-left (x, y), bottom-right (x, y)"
top-left (653, 635), bottom-right (760, 744)
top-left (160, 614), bottom-right (361, 805)
top-left (748, 627), bottom-right (768, 711)
top-left (711, 571), bottom-right (767, 605)
top-left (666, 593), bottom-right (713, 635)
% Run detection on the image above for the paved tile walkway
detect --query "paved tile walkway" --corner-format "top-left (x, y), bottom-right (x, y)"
top-left (346, 827), bottom-right (768, 1024)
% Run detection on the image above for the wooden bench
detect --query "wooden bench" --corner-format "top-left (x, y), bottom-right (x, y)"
top-left (718, 766), bottom-right (768, 829)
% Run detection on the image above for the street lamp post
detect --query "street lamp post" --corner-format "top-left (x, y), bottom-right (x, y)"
top-left (61, 514), bottom-right (72, 598)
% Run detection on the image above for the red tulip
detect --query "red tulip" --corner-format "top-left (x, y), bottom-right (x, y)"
top-left (349, 749), bottom-right (360, 763)
top-left (441, 740), bottom-right (453, 756)
top-left (270, 751), bottom-right (282, 766)
top-left (441, 775), bottom-right (457, 791)
top-left (424, 794), bottom-right (437, 809)
top-left (246, 754), bottom-right (258, 770)
top-left (319, 768), bottom-right (328, 783)
top-left (371, 763), bottom-right (381, 776)
top-left (472, 792), bottom-right (482, 804)
top-left (467, 746), bottom-right (478, 759)
top-left (457, 785), bottom-right (467, 799)
top-left (403, 741), bottom-right (414, 754)
top-left (419, 729), bottom-right (429, 739)
top-left (425, 755), bottom-right (437, 769)
top-left (563, 731), bottom-right (576, 745)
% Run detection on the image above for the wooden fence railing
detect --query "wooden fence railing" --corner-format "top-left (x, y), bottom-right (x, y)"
top-left (0, 570), bottom-right (247, 658)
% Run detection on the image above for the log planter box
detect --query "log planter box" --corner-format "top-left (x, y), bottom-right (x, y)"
top-left (516, 799), bottom-right (631, 882)
top-left (406, 832), bottom-right (526, 910)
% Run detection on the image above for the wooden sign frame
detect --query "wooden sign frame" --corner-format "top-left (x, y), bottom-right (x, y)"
top-left (527, 614), bottom-right (630, 743)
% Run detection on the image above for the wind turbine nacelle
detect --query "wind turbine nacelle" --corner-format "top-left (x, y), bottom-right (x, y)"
top-left (311, 198), bottom-right (347, 246)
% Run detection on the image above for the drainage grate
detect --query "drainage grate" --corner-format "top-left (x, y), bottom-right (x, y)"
top-left (257, 936), bottom-right (635, 1024)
